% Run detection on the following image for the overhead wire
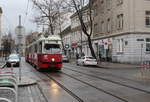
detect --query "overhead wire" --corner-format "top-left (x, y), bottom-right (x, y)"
top-left (23, 0), bottom-right (30, 26)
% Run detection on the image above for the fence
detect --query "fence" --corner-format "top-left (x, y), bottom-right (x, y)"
top-left (0, 63), bottom-right (18, 102)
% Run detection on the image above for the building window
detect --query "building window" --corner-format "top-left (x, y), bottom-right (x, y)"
top-left (100, 0), bottom-right (104, 13)
top-left (117, 39), bottom-right (124, 53)
top-left (145, 11), bottom-right (150, 26)
top-left (94, 4), bottom-right (98, 16)
top-left (101, 21), bottom-right (105, 33)
top-left (101, 0), bottom-right (104, 4)
top-left (106, 0), bottom-right (111, 10)
top-left (107, 18), bottom-right (111, 33)
top-left (117, 14), bottom-right (123, 30)
top-left (117, 0), bottom-right (123, 5)
top-left (146, 38), bottom-right (150, 51)
top-left (94, 23), bottom-right (98, 34)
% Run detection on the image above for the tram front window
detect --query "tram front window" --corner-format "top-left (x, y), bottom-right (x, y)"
top-left (44, 44), bottom-right (61, 53)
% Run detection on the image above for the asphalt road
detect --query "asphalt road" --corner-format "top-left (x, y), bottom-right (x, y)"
top-left (2, 58), bottom-right (150, 102)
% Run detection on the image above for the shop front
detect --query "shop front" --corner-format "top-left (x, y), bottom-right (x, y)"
top-left (94, 38), bottom-right (112, 62)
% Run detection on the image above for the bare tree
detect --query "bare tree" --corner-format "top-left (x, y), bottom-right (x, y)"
top-left (31, 0), bottom-right (63, 35)
top-left (67, 0), bottom-right (96, 58)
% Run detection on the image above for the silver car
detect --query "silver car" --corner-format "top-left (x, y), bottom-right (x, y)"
top-left (6, 54), bottom-right (20, 67)
top-left (62, 55), bottom-right (69, 62)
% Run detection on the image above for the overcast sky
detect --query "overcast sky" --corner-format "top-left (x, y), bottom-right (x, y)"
top-left (0, 0), bottom-right (37, 36)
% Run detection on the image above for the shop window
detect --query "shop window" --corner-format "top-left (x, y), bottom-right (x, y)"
top-left (146, 38), bottom-right (150, 51)
top-left (117, 39), bottom-right (124, 53)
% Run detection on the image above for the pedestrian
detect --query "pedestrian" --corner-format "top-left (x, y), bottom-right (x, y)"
top-left (76, 53), bottom-right (79, 59)
top-left (81, 52), bottom-right (85, 57)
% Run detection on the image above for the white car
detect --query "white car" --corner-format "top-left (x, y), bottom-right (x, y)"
top-left (76, 56), bottom-right (98, 66)
top-left (6, 54), bottom-right (20, 67)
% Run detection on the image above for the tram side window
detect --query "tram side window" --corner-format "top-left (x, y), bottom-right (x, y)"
top-left (39, 42), bottom-right (42, 53)
top-left (29, 47), bottom-right (31, 53)
top-left (34, 44), bottom-right (38, 53)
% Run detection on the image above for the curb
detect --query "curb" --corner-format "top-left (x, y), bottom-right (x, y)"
top-left (18, 76), bottom-right (37, 87)
top-left (97, 65), bottom-right (141, 69)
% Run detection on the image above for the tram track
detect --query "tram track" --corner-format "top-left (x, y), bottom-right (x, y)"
top-left (45, 73), bottom-right (84, 102)
top-left (46, 72), bottom-right (128, 102)
top-left (65, 63), bottom-right (141, 83)
top-left (27, 63), bottom-right (84, 102)
top-left (26, 62), bottom-right (150, 102)
top-left (63, 65), bottom-right (150, 94)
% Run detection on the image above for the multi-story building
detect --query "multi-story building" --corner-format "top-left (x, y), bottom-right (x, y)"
top-left (60, 26), bottom-right (72, 57)
top-left (92, 0), bottom-right (150, 64)
top-left (0, 7), bottom-right (2, 47)
top-left (70, 5), bottom-right (92, 57)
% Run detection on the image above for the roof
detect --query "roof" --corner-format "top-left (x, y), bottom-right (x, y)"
top-left (0, 7), bottom-right (2, 13)
top-left (70, 4), bottom-right (89, 19)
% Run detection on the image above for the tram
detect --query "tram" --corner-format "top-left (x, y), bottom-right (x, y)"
top-left (25, 35), bottom-right (62, 71)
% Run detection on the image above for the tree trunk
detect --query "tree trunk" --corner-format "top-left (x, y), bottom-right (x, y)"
top-left (87, 36), bottom-right (96, 59)
top-left (49, 24), bottom-right (54, 35)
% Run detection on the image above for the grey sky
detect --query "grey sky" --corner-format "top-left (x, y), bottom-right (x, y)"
top-left (0, 0), bottom-right (37, 36)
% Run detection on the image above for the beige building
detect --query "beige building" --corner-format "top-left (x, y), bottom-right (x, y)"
top-left (69, 5), bottom-right (92, 58)
top-left (0, 7), bottom-right (2, 47)
top-left (92, 0), bottom-right (150, 64)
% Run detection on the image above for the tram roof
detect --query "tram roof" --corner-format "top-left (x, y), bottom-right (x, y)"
top-left (38, 35), bottom-right (61, 41)
top-left (26, 35), bottom-right (61, 48)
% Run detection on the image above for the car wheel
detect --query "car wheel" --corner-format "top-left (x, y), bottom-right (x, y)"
top-left (6, 63), bottom-right (10, 67)
top-left (82, 62), bottom-right (85, 66)
top-left (18, 63), bottom-right (20, 67)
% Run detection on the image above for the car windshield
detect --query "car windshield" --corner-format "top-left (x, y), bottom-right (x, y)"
top-left (9, 55), bottom-right (19, 59)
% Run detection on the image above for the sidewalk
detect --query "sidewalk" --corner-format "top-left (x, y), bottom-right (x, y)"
top-left (69, 58), bottom-right (140, 69)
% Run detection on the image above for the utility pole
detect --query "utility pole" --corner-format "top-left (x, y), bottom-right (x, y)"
top-left (15, 15), bottom-right (25, 55)
top-left (15, 15), bottom-right (25, 82)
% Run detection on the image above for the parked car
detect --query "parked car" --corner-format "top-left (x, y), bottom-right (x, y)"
top-left (76, 56), bottom-right (98, 66)
top-left (62, 55), bottom-right (69, 62)
top-left (6, 54), bottom-right (20, 67)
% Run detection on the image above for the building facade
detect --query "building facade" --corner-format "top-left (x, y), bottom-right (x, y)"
top-left (0, 7), bottom-right (2, 47)
top-left (69, 5), bottom-right (93, 58)
top-left (92, 0), bottom-right (150, 64)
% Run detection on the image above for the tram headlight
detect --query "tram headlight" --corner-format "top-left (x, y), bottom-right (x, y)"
top-left (52, 58), bottom-right (55, 62)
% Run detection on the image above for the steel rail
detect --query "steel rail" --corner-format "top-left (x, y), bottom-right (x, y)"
top-left (45, 73), bottom-right (84, 102)
top-left (58, 71), bottom-right (128, 102)
top-left (63, 66), bottom-right (150, 94)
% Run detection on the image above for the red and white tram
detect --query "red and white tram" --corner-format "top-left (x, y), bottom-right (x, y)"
top-left (25, 35), bottom-right (62, 71)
